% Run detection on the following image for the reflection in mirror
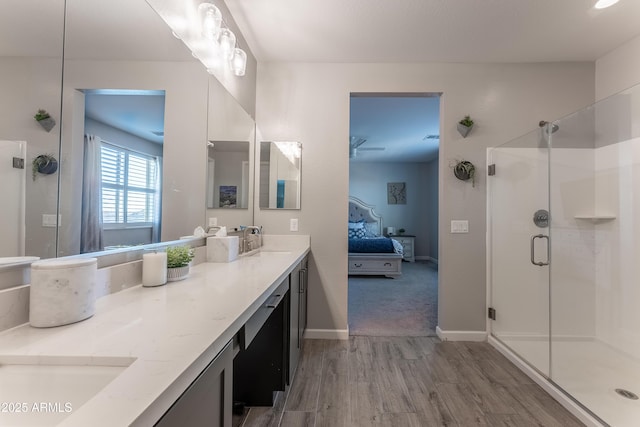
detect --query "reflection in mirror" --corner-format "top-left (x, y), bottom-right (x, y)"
top-left (259, 141), bottom-right (302, 210)
top-left (0, 0), bottom-right (65, 259)
top-left (56, 0), bottom-right (210, 257)
top-left (207, 142), bottom-right (250, 209)
top-left (82, 90), bottom-right (165, 252)
top-left (206, 75), bottom-right (255, 229)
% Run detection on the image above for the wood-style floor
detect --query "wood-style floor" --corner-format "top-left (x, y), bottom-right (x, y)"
top-left (235, 337), bottom-right (585, 427)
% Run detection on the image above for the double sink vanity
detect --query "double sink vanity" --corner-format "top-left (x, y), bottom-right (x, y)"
top-left (0, 235), bottom-right (310, 426)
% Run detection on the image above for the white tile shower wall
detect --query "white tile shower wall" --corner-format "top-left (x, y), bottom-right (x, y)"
top-left (595, 138), bottom-right (640, 358)
top-left (549, 149), bottom-right (596, 338)
top-left (490, 148), bottom-right (596, 340)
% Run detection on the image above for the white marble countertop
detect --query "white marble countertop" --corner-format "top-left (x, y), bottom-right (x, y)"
top-left (0, 236), bottom-right (310, 426)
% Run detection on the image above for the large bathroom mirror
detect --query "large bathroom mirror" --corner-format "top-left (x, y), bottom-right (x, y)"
top-left (259, 141), bottom-right (302, 210)
top-left (56, 0), bottom-right (209, 257)
top-left (1, 0), bottom-right (256, 260)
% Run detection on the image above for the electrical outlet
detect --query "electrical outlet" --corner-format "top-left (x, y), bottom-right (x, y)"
top-left (290, 218), bottom-right (299, 232)
top-left (208, 217), bottom-right (217, 227)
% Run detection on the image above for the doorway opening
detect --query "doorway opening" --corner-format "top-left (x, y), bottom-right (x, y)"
top-left (348, 93), bottom-right (440, 336)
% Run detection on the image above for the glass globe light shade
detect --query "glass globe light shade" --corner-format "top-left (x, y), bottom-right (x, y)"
top-left (219, 28), bottom-right (236, 60)
top-left (198, 2), bottom-right (222, 40)
top-left (231, 48), bottom-right (247, 76)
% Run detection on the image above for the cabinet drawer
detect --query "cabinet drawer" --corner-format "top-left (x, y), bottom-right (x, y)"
top-left (349, 259), bottom-right (399, 272)
top-left (241, 278), bottom-right (289, 349)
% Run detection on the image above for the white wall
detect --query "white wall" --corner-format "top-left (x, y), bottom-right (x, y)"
top-left (0, 57), bottom-right (63, 259)
top-left (255, 62), bottom-right (594, 335)
top-left (596, 34), bottom-right (640, 101)
top-left (349, 161), bottom-right (436, 259)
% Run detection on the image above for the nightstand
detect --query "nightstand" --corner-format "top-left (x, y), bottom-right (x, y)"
top-left (390, 235), bottom-right (415, 262)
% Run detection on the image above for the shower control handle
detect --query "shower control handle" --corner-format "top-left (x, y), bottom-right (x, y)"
top-left (530, 234), bottom-right (549, 266)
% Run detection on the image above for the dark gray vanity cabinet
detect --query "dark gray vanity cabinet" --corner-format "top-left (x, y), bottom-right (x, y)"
top-left (234, 278), bottom-right (289, 406)
top-left (288, 255), bottom-right (309, 383)
top-left (155, 341), bottom-right (233, 427)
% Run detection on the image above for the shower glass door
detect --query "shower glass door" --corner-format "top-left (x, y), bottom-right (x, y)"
top-left (488, 127), bottom-right (551, 377)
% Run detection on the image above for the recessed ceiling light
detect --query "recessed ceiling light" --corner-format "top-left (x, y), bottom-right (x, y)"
top-left (595, 0), bottom-right (620, 9)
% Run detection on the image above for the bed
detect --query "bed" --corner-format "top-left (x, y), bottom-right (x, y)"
top-left (348, 196), bottom-right (403, 278)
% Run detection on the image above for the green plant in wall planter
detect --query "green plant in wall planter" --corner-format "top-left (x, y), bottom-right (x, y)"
top-left (166, 245), bottom-right (195, 282)
top-left (451, 159), bottom-right (476, 187)
top-left (34, 109), bottom-right (56, 132)
top-left (457, 115), bottom-right (474, 138)
top-left (32, 154), bottom-right (58, 181)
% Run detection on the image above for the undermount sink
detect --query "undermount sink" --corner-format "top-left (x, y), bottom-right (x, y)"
top-left (0, 355), bottom-right (135, 426)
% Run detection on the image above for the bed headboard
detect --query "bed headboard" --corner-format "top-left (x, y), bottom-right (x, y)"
top-left (348, 196), bottom-right (383, 236)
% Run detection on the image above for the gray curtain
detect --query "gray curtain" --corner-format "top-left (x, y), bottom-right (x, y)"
top-left (80, 134), bottom-right (104, 253)
top-left (151, 156), bottom-right (162, 243)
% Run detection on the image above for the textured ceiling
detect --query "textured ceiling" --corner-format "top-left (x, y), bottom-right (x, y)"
top-left (225, 0), bottom-right (640, 63)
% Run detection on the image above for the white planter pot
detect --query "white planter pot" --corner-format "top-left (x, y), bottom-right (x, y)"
top-left (167, 265), bottom-right (190, 282)
top-left (457, 123), bottom-right (473, 138)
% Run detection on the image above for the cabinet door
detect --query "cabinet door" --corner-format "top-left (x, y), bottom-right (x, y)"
top-left (156, 341), bottom-right (233, 427)
top-left (288, 262), bottom-right (301, 383)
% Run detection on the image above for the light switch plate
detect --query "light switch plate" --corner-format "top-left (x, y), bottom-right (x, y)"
top-left (208, 217), bottom-right (217, 227)
top-left (42, 214), bottom-right (61, 228)
top-left (290, 218), bottom-right (299, 232)
top-left (451, 220), bottom-right (469, 233)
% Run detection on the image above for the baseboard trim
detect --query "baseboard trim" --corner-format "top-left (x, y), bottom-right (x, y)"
top-left (436, 326), bottom-right (487, 342)
top-left (415, 256), bottom-right (438, 264)
top-left (304, 329), bottom-right (349, 340)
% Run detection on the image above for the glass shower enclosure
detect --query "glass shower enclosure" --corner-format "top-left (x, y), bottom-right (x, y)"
top-left (488, 83), bottom-right (640, 427)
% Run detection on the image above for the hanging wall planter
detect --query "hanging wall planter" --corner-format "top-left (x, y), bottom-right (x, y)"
top-left (452, 159), bottom-right (476, 187)
top-left (34, 109), bottom-right (56, 132)
top-left (457, 115), bottom-right (474, 138)
top-left (32, 154), bottom-right (58, 181)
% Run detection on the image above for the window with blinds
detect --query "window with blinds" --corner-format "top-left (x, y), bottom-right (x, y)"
top-left (101, 143), bottom-right (159, 227)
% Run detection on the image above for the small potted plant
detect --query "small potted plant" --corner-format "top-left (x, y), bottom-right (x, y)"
top-left (451, 159), bottom-right (476, 187)
top-left (32, 154), bottom-right (58, 181)
top-left (166, 245), bottom-right (195, 282)
top-left (398, 228), bottom-right (406, 235)
top-left (34, 109), bottom-right (56, 132)
top-left (457, 115), bottom-right (474, 138)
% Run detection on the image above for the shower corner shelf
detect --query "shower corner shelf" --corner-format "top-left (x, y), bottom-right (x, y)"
top-left (574, 215), bottom-right (616, 223)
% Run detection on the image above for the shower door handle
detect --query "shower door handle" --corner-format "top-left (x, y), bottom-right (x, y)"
top-left (530, 234), bottom-right (549, 266)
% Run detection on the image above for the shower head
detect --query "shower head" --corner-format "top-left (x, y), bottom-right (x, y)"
top-left (539, 120), bottom-right (559, 133)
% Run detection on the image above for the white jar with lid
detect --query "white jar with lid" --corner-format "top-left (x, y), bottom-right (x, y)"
top-left (29, 257), bottom-right (97, 328)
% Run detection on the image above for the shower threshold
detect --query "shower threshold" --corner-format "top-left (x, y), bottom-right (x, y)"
top-left (489, 335), bottom-right (640, 427)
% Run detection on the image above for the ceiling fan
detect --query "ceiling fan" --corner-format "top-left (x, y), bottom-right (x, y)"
top-left (349, 136), bottom-right (385, 158)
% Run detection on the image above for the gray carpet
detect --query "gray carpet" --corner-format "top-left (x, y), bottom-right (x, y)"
top-left (348, 261), bottom-right (438, 336)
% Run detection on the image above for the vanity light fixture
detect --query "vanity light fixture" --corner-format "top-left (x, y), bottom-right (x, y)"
top-left (594, 0), bottom-right (620, 9)
top-left (146, 0), bottom-right (247, 78)
top-left (198, 2), bottom-right (222, 40)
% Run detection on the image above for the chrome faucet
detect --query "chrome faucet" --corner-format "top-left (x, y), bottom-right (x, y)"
top-left (242, 226), bottom-right (263, 253)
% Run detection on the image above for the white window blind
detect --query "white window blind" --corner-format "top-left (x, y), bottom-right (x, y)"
top-left (101, 143), bottom-right (158, 226)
